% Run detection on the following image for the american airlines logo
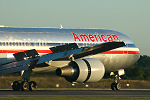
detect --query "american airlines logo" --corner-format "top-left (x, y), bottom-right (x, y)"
top-left (72, 32), bottom-right (119, 42)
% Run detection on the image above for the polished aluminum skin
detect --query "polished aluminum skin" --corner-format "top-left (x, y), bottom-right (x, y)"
top-left (0, 27), bottom-right (140, 72)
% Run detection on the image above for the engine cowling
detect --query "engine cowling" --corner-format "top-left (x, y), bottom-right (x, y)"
top-left (56, 58), bottom-right (105, 83)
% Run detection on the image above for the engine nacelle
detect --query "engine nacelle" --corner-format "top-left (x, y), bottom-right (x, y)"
top-left (56, 58), bottom-right (105, 83)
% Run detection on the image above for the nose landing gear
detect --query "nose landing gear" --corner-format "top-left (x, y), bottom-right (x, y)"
top-left (111, 74), bottom-right (121, 90)
top-left (110, 69), bottom-right (125, 90)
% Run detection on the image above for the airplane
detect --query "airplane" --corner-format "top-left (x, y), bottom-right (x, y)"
top-left (0, 27), bottom-right (140, 91)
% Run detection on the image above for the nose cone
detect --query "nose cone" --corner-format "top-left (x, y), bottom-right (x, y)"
top-left (137, 49), bottom-right (140, 59)
top-left (136, 47), bottom-right (140, 59)
top-left (136, 47), bottom-right (140, 55)
top-left (131, 47), bottom-right (140, 66)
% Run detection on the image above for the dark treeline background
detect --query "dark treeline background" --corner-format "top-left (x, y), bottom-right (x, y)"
top-left (125, 55), bottom-right (150, 80)
top-left (104, 55), bottom-right (150, 81)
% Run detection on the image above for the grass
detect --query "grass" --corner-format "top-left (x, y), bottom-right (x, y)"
top-left (0, 97), bottom-right (149, 100)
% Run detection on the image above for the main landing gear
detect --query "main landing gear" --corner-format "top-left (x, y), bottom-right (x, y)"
top-left (11, 68), bottom-right (37, 91)
top-left (12, 81), bottom-right (37, 91)
top-left (110, 69), bottom-right (125, 90)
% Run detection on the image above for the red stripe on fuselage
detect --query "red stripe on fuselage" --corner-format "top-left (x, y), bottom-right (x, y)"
top-left (0, 50), bottom-right (53, 53)
top-left (100, 50), bottom-right (140, 54)
top-left (0, 50), bottom-right (140, 54)
top-left (127, 51), bottom-right (140, 54)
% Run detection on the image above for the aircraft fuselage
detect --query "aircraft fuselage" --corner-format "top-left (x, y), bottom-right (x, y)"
top-left (0, 27), bottom-right (140, 72)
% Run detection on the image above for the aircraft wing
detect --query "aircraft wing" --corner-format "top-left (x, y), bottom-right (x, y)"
top-left (36, 47), bottom-right (84, 64)
top-left (0, 59), bottom-right (31, 75)
top-left (37, 41), bottom-right (125, 63)
top-left (0, 41), bottom-right (125, 75)
top-left (73, 41), bottom-right (125, 59)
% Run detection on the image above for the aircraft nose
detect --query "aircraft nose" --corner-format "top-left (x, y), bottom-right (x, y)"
top-left (137, 48), bottom-right (140, 59)
top-left (137, 48), bottom-right (140, 55)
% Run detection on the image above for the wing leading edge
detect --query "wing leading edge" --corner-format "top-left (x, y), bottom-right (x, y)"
top-left (73, 41), bottom-right (125, 59)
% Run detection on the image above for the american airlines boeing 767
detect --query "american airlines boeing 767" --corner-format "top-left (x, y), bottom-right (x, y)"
top-left (0, 27), bottom-right (140, 91)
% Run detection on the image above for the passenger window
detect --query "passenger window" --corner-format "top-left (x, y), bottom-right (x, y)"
top-left (43, 43), bottom-right (47, 46)
top-left (25, 42), bottom-right (27, 46)
top-left (23, 42), bottom-right (26, 46)
top-left (3, 42), bottom-right (5, 46)
top-left (16, 42), bottom-right (18, 46)
top-left (9, 42), bottom-right (12, 46)
top-left (18, 42), bottom-right (21, 46)
top-left (43, 43), bottom-right (45, 46)
top-left (6, 42), bottom-right (8, 46)
top-left (12, 42), bottom-right (15, 46)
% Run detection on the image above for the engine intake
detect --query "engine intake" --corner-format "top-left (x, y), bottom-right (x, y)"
top-left (56, 58), bottom-right (105, 83)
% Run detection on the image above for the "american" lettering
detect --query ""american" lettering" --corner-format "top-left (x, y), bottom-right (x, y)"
top-left (72, 32), bottom-right (119, 42)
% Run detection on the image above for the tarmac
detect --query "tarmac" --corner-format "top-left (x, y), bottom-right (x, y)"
top-left (0, 90), bottom-right (149, 97)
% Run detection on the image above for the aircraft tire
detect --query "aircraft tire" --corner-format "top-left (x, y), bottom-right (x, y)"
top-left (115, 83), bottom-right (121, 90)
top-left (20, 81), bottom-right (29, 91)
top-left (111, 83), bottom-right (115, 90)
top-left (12, 81), bottom-right (20, 91)
top-left (29, 81), bottom-right (37, 91)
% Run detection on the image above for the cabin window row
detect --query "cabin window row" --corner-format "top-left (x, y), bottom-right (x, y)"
top-left (0, 42), bottom-right (103, 47)
top-left (0, 42), bottom-right (47, 47)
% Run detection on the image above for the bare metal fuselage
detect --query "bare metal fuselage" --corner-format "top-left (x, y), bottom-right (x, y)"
top-left (0, 27), bottom-right (140, 72)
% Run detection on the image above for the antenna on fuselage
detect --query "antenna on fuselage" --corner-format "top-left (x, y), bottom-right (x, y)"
top-left (60, 24), bottom-right (63, 29)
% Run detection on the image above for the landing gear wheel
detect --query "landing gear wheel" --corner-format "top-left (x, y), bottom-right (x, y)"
top-left (111, 82), bottom-right (121, 90)
top-left (12, 81), bottom-right (20, 91)
top-left (115, 83), bottom-right (121, 90)
top-left (111, 83), bottom-right (115, 90)
top-left (29, 81), bottom-right (37, 91)
top-left (21, 81), bottom-right (29, 91)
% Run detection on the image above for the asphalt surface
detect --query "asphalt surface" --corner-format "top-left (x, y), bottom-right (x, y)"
top-left (0, 90), bottom-right (149, 97)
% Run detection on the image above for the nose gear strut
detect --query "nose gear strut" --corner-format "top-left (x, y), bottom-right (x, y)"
top-left (110, 69), bottom-right (125, 90)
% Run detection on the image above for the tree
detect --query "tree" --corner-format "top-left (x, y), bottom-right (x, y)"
top-left (143, 67), bottom-right (150, 81)
top-left (125, 66), bottom-right (144, 80)
top-left (125, 55), bottom-right (150, 80)
top-left (135, 55), bottom-right (150, 67)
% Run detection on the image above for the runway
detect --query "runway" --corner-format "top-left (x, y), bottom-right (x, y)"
top-left (0, 90), bottom-right (149, 97)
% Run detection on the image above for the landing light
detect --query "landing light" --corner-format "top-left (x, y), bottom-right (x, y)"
top-left (24, 57), bottom-right (27, 60)
top-left (85, 84), bottom-right (89, 88)
top-left (126, 84), bottom-right (129, 87)
top-left (72, 84), bottom-right (75, 86)
top-left (56, 84), bottom-right (60, 88)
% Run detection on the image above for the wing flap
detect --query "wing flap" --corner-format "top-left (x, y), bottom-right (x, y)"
top-left (37, 48), bottom-right (84, 65)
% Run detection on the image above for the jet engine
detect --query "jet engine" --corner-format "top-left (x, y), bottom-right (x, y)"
top-left (56, 58), bottom-right (105, 83)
